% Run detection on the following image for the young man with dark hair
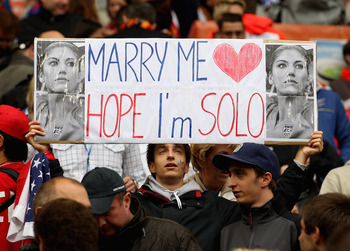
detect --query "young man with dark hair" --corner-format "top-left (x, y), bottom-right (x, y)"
top-left (299, 193), bottom-right (350, 251)
top-left (135, 131), bottom-right (323, 251)
top-left (213, 143), bottom-right (304, 251)
top-left (18, 177), bottom-right (91, 251)
top-left (81, 167), bottom-right (201, 251)
top-left (34, 198), bottom-right (98, 251)
top-left (215, 13), bottom-right (246, 39)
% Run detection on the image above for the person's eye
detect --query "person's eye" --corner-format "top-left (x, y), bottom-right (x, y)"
top-left (67, 61), bottom-right (75, 67)
top-left (48, 60), bottom-right (58, 66)
top-left (175, 149), bottom-right (183, 154)
top-left (295, 63), bottom-right (304, 70)
top-left (277, 63), bottom-right (286, 69)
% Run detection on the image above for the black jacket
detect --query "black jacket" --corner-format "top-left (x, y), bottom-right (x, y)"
top-left (99, 197), bottom-right (201, 251)
top-left (135, 161), bottom-right (306, 251)
top-left (18, 7), bottom-right (100, 43)
top-left (221, 195), bottom-right (301, 251)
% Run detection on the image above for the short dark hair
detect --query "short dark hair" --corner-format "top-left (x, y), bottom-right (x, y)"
top-left (124, 2), bottom-right (157, 24)
top-left (252, 165), bottom-right (277, 193)
top-left (326, 224), bottom-right (350, 251)
top-left (217, 13), bottom-right (244, 30)
top-left (34, 198), bottom-right (98, 251)
top-left (0, 131), bottom-right (28, 161)
top-left (302, 193), bottom-right (350, 242)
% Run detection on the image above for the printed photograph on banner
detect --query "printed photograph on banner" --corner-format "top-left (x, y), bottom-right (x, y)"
top-left (34, 39), bottom-right (85, 142)
top-left (265, 43), bottom-right (317, 141)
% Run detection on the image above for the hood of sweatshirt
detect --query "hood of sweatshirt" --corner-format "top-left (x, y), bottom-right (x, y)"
top-left (142, 175), bottom-right (202, 202)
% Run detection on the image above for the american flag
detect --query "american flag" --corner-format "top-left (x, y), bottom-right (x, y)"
top-left (7, 153), bottom-right (51, 241)
top-left (25, 153), bottom-right (51, 224)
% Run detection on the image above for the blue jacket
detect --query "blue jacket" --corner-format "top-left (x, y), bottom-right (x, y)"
top-left (317, 88), bottom-right (350, 162)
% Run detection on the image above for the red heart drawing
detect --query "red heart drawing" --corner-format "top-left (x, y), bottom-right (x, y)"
top-left (213, 43), bottom-right (262, 83)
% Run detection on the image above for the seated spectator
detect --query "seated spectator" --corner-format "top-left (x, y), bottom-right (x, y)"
top-left (299, 193), bottom-right (350, 251)
top-left (213, 0), bottom-right (287, 39)
top-left (109, 2), bottom-right (172, 38)
top-left (18, 0), bottom-right (100, 45)
top-left (213, 13), bottom-right (245, 39)
top-left (0, 9), bottom-right (19, 70)
top-left (12, 176), bottom-right (91, 250)
top-left (330, 41), bottom-right (350, 113)
top-left (134, 131), bottom-right (322, 251)
top-left (0, 105), bottom-right (61, 250)
top-left (186, 144), bottom-right (238, 200)
top-left (34, 198), bottom-right (98, 251)
top-left (81, 167), bottom-right (201, 251)
top-left (261, 0), bottom-right (345, 25)
top-left (91, 0), bottom-right (127, 38)
top-left (0, 30), bottom-right (65, 109)
top-left (213, 141), bottom-right (312, 250)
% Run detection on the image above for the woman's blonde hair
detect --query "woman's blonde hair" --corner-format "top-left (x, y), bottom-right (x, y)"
top-left (191, 144), bottom-right (238, 171)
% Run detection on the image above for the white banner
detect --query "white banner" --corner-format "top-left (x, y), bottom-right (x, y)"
top-left (34, 38), bottom-right (317, 144)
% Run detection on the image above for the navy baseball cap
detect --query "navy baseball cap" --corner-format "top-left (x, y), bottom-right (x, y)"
top-left (212, 143), bottom-right (280, 181)
top-left (81, 167), bottom-right (126, 214)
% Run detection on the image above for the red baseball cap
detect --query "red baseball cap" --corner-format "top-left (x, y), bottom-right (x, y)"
top-left (0, 105), bottom-right (30, 142)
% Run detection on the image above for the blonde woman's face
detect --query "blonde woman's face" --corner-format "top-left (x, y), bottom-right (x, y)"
top-left (269, 49), bottom-right (309, 96)
top-left (40, 46), bottom-right (79, 94)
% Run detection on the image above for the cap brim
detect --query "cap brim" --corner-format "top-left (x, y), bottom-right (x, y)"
top-left (213, 154), bottom-right (256, 171)
top-left (90, 194), bottom-right (115, 214)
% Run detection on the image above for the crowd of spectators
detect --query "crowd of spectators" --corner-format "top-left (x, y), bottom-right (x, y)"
top-left (1, 0), bottom-right (350, 251)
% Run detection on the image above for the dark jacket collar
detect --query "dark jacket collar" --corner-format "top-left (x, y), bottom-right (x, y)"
top-left (38, 7), bottom-right (68, 24)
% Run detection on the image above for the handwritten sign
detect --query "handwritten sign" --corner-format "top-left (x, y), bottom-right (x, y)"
top-left (34, 38), bottom-right (317, 143)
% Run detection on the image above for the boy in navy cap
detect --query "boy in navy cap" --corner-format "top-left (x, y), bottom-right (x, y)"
top-left (212, 139), bottom-right (323, 251)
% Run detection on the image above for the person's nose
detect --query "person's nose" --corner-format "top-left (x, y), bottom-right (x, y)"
top-left (230, 33), bottom-right (238, 39)
top-left (228, 176), bottom-right (237, 189)
top-left (287, 64), bottom-right (295, 76)
top-left (97, 215), bottom-right (107, 228)
top-left (167, 149), bottom-right (175, 160)
top-left (58, 62), bottom-right (67, 74)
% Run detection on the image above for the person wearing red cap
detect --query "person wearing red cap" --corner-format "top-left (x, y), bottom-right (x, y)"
top-left (0, 105), bottom-right (61, 250)
top-left (0, 104), bottom-right (31, 250)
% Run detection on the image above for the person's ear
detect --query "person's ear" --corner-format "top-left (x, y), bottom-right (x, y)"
top-left (123, 192), bottom-right (131, 209)
top-left (261, 172), bottom-right (272, 188)
top-left (0, 134), bottom-right (4, 148)
top-left (35, 206), bottom-right (42, 215)
top-left (39, 69), bottom-right (45, 84)
top-left (268, 72), bottom-right (274, 86)
top-left (184, 162), bottom-right (190, 174)
top-left (312, 227), bottom-right (324, 247)
top-left (149, 162), bottom-right (156, 174)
